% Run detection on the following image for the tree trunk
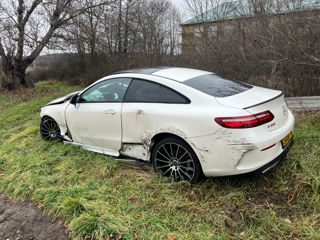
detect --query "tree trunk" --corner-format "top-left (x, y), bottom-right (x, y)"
top-left (1, 62), bottom-right (34, 90)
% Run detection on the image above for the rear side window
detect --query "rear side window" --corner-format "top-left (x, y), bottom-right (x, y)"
top-left (124, 79), bottom-right (163, 102)
top-left (160, 86), bottom-right (189, 103)
top-left (183, 74), bottom-right (252, 97)
top-left (124, 79), bottom-right (189, 103)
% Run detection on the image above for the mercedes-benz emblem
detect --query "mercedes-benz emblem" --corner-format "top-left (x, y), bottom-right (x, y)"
top-left (282, 106), bottom-right (287, 116)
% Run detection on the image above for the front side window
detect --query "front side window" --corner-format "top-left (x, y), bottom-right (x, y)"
top-left (124, 79), bottom-right (189, 103)
top-left (79, 78), bottom-right (131, 103)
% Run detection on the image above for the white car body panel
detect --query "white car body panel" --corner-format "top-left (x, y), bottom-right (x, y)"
top-left (40, 101), bottom-right (69, 135)
top-left (151, 67), bottom-right (210, 82)
top-left (65, 102), bottom-right (122, 153)
top-left (189, 110), bottom-right (294, 176)
top-left (216, 86), bottom-right (282, 109)
top-left (40, 67), bottom-right (294, 177)
top-left (245, 94), bottom-right (289, 131)
top-left (46, 91), bottom-right (80, 105)
top-left (64, 141), bottom-right (119, 156)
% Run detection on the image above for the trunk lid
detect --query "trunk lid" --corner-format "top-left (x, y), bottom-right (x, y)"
top-left (216, 86), bottom-right (289, 131)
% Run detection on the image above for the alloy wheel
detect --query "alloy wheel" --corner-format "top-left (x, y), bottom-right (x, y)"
top-left (154, 142), bottom-right (195, 182)
top-left (40, 118), bottom-right (60, 141)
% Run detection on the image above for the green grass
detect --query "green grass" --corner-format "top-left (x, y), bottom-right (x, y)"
top-left (0, 81), bottom-right (319, 239)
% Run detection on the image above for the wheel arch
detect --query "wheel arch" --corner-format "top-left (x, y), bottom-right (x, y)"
top-left (150, 133), bottom-right (184, 153)
top-left (41, 113), bottom-right (68, 138)
top-left (150, 132), bottom-right (202, 167)
top-left (41, 115), bottom-right (54, 121)
top-left (41, 115), bottom-right (60, 128)
top-left (150, 132), bottom-right (205, 182)
top-left (40, 115), bottom-right (62, 141)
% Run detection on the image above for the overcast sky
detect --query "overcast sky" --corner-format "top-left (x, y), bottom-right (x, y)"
top-left (171, 0), bottom-right (191, 21)
top-left (171, 0), bottom-right (187, 8)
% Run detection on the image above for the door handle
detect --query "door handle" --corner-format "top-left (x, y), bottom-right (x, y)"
top-left (137, 109), bottom-right (144, 115)
top-left (104, 109), bottom-right (116, 115)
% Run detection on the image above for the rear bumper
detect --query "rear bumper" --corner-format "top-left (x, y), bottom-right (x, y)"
top-left (250, 137), bottom-right (294, 175)
top-left (189, 110), bottom-right (294, 177)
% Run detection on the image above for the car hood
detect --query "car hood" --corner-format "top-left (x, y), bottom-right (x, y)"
top-left (46, 91), bottom-right (80, 106)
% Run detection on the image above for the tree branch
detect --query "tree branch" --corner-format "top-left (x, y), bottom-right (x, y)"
top-left (0, 39), bottom-right (6, 58)
top-left (22, 0), bottom-right (42, 26)
top-left (57, 1), bottom-right (115, 27)
top-left (15, 0), bottom-right (25, 60)
top-left (22, 0), bottom-right (114, 68)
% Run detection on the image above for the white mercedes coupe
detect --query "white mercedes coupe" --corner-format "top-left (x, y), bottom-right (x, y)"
top-left (40, 67), bottom-right (294, 183)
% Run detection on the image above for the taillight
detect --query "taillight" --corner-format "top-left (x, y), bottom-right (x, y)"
top-left (215, 111), bottom-right (274, 128)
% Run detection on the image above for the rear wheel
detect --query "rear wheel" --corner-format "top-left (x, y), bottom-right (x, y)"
top-left (40, 117), bottom-right (61, 141)
top-left (152, 137), bottom-right (203, 183)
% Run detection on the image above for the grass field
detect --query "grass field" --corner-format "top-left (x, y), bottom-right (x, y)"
top-left (0, 81), bottom-right (319, 239)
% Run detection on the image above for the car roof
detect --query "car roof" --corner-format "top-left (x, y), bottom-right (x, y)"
top-left (114, 67), bottom-right (212, 82)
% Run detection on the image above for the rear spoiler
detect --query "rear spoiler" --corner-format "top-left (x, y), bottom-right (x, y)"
top-left (243, 91), bottom-right (284, 109)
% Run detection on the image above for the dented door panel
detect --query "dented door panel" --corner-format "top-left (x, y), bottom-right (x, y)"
top-left (65, 102), bottom-right (122, 152)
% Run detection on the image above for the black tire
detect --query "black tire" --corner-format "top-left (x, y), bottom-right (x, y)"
top-left (40, 117), bottom-right (61, 141)
top-left (152, 137), bottom-right (203, 183)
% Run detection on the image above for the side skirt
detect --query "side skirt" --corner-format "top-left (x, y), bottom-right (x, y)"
top-left (120, 143), bottom-right (150, 161)
top-left (63, 141), bottom-right (120, 157)
top-left (115, 157), bottom-right (152, 169)
top-left (63, 141), bottom-right (151, 170)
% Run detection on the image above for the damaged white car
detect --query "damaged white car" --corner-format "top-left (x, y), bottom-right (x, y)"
top-left (40, 67), bottom-right (294, 183)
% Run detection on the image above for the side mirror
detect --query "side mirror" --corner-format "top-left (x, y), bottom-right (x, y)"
top-left (70, 94), bottom-right (78, 105)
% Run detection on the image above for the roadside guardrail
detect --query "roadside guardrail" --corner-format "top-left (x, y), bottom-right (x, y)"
top-left (285, 96), bottom-right (320, 111)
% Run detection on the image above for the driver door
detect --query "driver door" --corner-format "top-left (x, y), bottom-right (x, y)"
top-left (65, 78), bottom-right (131, 155)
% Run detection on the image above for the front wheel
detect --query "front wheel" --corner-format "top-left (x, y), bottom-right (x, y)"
top-left (152, 137), bottom-right (203, 183)
top-left (40, 117), bottom-right (61, 141)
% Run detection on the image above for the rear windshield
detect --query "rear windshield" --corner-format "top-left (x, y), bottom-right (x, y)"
top-left (183, 74), bottom-right (252, 97)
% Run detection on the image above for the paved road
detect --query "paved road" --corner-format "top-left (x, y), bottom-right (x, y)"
top-left (285, 96), bottom-right (320, 111)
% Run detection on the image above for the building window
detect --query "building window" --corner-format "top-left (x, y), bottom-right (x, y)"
top-left (224, 24), bottom-right (234, 34)
top-left (207, 25), bottom-right (218, 37)
top-left (194, 26), bottom-right (203, 38)
top-left (193, 43), bottom-right (202, 54)
top-left (268, 18), bottom-right (276, 29)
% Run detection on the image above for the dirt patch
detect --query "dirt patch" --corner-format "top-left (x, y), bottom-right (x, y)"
top-left (0, 194), bottom-right (69, 240)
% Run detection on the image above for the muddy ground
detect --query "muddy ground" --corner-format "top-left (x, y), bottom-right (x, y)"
top-left (0, 194), bottom-right (69, 240)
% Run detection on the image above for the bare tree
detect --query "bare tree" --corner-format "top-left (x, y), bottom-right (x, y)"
top-left (165, 5), bottom-right (182, 56)
top-left (0, 0), bottom-right (110, 90)
top-left (183, 0), bottom-right (320, 96)
top-left (67, 0), bottom-right (107, 56)
top-left (83, 0), bottom-right (180, 60)
top-left (40, 0), bottom-right (182, 85)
